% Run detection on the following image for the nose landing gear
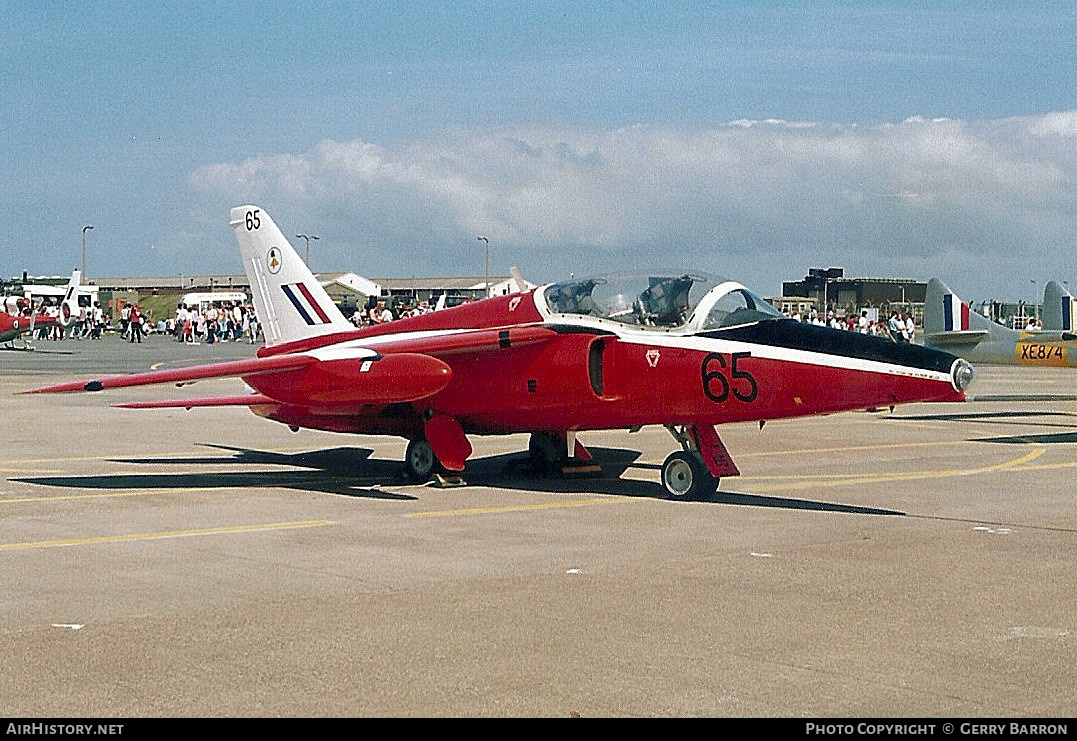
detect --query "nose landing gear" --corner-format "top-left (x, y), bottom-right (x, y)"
top-left (661, 450), bottom-right (718, 500)
top-left (660, 424), bottom-right (739, 500)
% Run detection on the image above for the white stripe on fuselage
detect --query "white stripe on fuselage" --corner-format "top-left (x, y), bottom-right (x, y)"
top-left (314, 328), bottom-right (476, 354)
top-left (615, 331), bottom-right (951, 382)
top-left (313, 317), bottom-right (950, 385)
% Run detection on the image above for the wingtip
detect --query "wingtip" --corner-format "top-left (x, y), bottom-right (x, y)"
top-left (18, 379), bottom-right (103, 395)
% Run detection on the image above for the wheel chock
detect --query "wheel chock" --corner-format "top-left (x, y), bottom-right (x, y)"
top-left (432, 473), bottom-right (467, 488)
top-left (560, 463), bottom-right (602, 476)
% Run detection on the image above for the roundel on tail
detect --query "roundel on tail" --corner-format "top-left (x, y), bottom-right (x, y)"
top-left (267, 247), bottom-right (282, 274)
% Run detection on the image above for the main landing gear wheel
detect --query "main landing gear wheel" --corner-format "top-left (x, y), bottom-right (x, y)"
top-left (528, 432), bottom-right (566, 475)
top-left (661, 451), bottom-right (719, 501)
top-left (404, 438), bottom-right (438, 482)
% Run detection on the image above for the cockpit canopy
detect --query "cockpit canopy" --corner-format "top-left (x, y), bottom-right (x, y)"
top-left (542, 271), bottom-right (787, 331)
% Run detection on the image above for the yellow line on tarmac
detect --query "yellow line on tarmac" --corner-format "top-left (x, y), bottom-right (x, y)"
top-left (1005, 459), bottom-right (1077, 473)
top-left (747, 448), bottom-right (1046, 493)
top-left (5, 444), bottom-right (336, 466)
top-left (0, 520), bottom-right (333, 552)
top-left (737, 439), bottom-right (966, 460)
top-left (1, 475), bottom-right (359, 504)
top-left (407, 497), bottom-right (620, 518)
top-left (0, 490), bottom-right (189, 504)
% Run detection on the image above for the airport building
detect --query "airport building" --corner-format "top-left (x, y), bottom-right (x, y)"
top-left (2, 270), bottom-right (535, 324)
top-left (779, 267), bottom-right (926, 319)
top-left (775, 267), bottom-right (1042, 329)
top-left (4, 266), bottom-right (1037, 330)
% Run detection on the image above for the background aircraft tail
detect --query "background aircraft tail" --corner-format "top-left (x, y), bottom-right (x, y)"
top-left (923, 277), bottom-right (1018, 349)
top-left (1042, 280), bottom-right (1077, 333)
top-left (59, 269), bottom-right (81, 326)
top-left (230, 206), bottom-right (354, 347)
top-left (510, 267), bottom-right (528, 293)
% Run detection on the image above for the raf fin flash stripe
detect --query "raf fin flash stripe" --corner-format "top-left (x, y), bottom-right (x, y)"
top-left (943, 294), bottom-right (969, 332)
top-left (281, 283), bottom-right (332, 325)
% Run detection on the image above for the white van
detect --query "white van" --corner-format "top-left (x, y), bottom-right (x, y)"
top-left (180, 291), bottom-right (248, 313)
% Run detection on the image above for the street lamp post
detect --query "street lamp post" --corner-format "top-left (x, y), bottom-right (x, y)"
top-left (477, 236), bottom-right (490, 298)
top-left (296, 234), bottom-right (319, 268)
top-left (1031, 279), bottom-right (1038, 322)
top-left (81, 225), bottom-right (93, 278)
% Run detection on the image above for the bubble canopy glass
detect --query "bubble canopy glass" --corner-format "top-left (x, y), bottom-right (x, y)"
top-left (542, 271), bottom-right (787, 331)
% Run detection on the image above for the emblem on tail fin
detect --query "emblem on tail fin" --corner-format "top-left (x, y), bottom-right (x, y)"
top-left (267, 248), bottom-right (282, 274)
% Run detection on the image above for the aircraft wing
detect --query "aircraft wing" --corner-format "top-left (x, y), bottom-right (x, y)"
top-left (115, 394), bottom-right (278, 409)
top-left (923, 329), bottom-right (990, 348)
top-left (22, 346), bottom-right (455, 404)
top-left (22, 353), bottom-right (321, 394)
top-left (21, 325), bottom-right (564, 406)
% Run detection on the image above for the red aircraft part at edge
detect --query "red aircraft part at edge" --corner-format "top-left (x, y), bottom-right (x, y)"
top-left (0, 313), bottom-right (58, 343)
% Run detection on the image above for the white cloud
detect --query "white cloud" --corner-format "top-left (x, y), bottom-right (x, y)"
top-left (183, 112), bottom-right (1077, 295)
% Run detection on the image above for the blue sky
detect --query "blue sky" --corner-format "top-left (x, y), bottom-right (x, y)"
top-left (3, 1), bottom-right (1076, 300)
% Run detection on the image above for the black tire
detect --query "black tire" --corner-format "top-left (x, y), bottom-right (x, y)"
top-left (661, 451), bottom-right (719, 500)
top-left (404, 438), bottom-right (438, 482)
top-left (528, 432), bottom-right (566, 475)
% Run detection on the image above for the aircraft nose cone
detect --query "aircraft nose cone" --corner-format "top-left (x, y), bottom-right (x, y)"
top-left (951, 358), bottom-right (976, 392)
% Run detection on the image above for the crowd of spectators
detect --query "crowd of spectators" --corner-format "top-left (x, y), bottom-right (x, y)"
top-left (347, 298), bottom-right (436, 327)
top-left (169, 301), bottom-right (261, 344)
top-left (6, 292), bottom-right (920, 345)
top-left (785, 307), bottom-right (919, 342)
top-left (1, 297), bottom-right (263, 345)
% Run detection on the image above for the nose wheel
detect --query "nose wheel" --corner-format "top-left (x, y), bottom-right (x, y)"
top-left (661, 450), bottom-right (719, 500)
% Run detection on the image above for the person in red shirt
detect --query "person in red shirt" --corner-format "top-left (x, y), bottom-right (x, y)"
top-left (129, 304), bottom-right (143, 343)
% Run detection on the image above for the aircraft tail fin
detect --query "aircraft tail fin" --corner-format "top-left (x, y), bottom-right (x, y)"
top-left (1042, 280), bottom-right (1076, 333)
top-left (923, 277), bottom-right (1015, 348)
top-left (229, 206), bottom-right (353, 347)
top-left (510, 266), bottom-right (528, 294)
top-left (59, 269), bottom-right (81, 327)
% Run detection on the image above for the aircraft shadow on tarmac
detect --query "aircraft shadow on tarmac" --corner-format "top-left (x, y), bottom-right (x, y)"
top-left (13, 446), bottom-right (417, 501)
top-left (973, 431), bottom-right (1077, 444)
top-left (0, 347), bottom-right (74, 354)
top-left (482, 452), bottom-right (904, 515)
top-left (12, 442), bottom-right (904, 516)
top-left (887, 409), bottom-right (1077, 445)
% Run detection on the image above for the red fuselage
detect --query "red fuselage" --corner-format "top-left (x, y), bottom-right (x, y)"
top-left (243, 289), bottom-right (966, 439)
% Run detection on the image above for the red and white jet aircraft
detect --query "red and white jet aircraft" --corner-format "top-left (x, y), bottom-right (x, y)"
top-left (25, 207), bottom-right (976, 499)
top-left (1, 270), bottom-right (81, 347)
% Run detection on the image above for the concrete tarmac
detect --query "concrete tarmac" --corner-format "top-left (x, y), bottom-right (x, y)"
top-left (1, 334), bottom-right (1075, 717)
